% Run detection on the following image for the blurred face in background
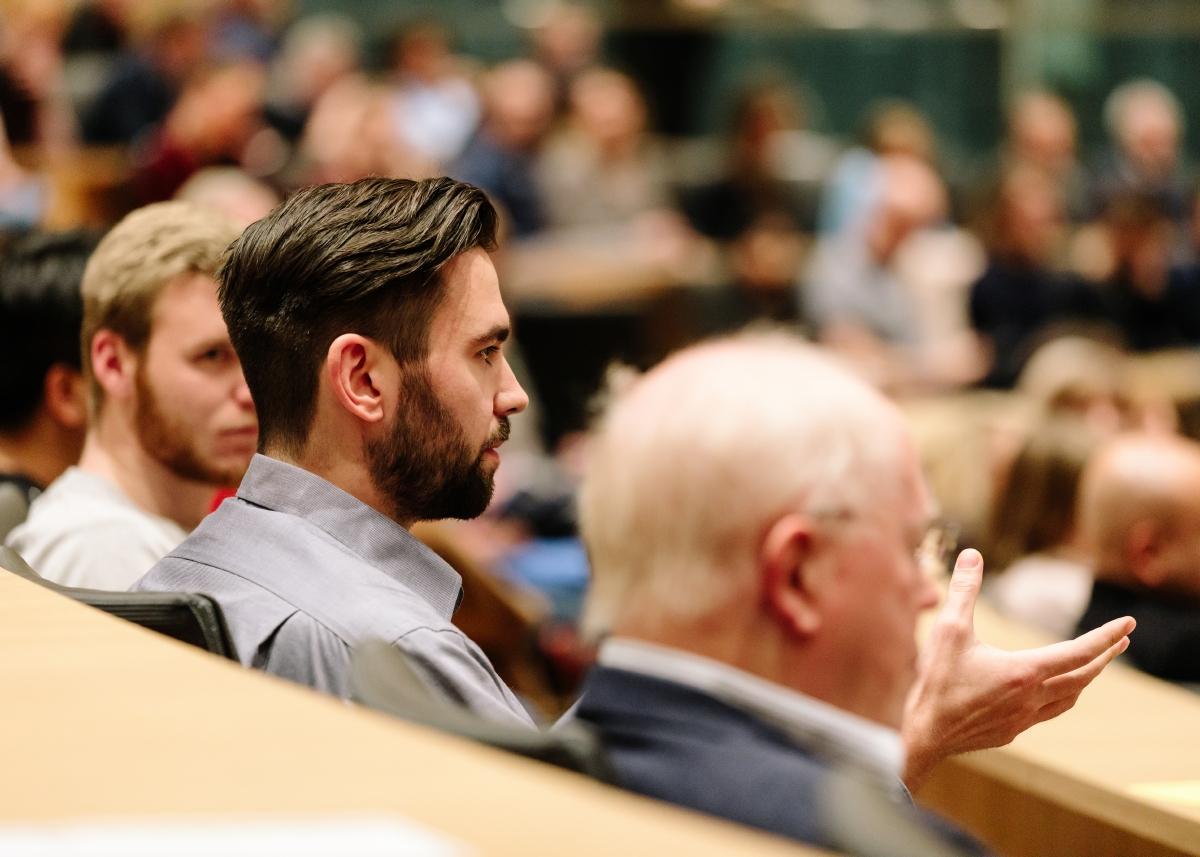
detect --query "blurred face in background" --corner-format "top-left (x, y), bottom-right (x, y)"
top-left (134, 274), bottom-right (257, 486)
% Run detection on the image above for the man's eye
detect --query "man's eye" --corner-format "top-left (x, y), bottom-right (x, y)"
top-left (197, 348), bottom-right (228, 364)
top-left (479, 345), bottom-right (500, 365)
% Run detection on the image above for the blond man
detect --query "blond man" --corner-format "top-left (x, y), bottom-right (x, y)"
top-left (7, 202), bottom-right (257, 589)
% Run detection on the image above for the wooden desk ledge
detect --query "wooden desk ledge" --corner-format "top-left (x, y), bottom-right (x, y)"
top-left (0, 573), bottom-right (825, 856)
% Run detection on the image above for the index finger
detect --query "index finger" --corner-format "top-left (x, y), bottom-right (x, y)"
top-left (940, 548), bottom-right (984, 625)
top-left (1026, 616), bottom-right (1136, 679)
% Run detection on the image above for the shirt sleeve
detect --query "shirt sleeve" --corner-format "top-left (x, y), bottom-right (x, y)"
top-left (394, 626), bottom-right (536, 728)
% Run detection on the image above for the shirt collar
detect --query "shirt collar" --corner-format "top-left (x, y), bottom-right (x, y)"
top-left (598, 637), bottom-right (906, 789)
top-left (236, 454), bottom-right (463, 618)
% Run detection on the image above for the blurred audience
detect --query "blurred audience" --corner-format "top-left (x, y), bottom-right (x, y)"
top-left (968, 165), bottom-right (1099, 388)
top-left (1091, 79), bottom-right (1190, 225)
top-left (1079, 192), bottom-right (1200, 351)
top-left (131, 60), bottom-right (268, 203)
top-left (80, 14), bottom-right (205, 146)
top-left (0, 114), bottom-right (48, 229)
top-left (803, 153), bottom-right (983, 390)
top-left (296, 73), bottom-right (431, 184)
top-left (1076, 434), bottom-right (1200, 681)
top-left (528, 2), bottom-right (603, 116)
top-left (684, 80), bottom-right (815, 243)
top-left (385, 18), bottom-right (479, 166)
top-left (451, 59), bottom-right (556, 239)
top-left (817, 99), bottom-right (936, 237)
top-left (209, 0), bottom-right (286, 63)
top-left (1016, 335), bottom-right (1136, 433)
top-left (0, 3), bottom-right (76, 153)
top-left (7, 202), bottom-right (254, 589)
top-left (173, 166), bottom-right (279, 228)
top-left (1000, 90), bottom-right (1088, 223)
top-left (0, 230), bottom-right (94, 539)
top-left (263, 13), bottom-right (362, 144)
top-left (984, 416), bottom-right (1101, 638)
top-left (538, 67), bottom-right (672, 229)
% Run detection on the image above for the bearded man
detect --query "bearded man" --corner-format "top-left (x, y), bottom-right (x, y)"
top-left (8, 203), bottom-right (257, 588)
top-left (134, 177), bottom-right (532, 722)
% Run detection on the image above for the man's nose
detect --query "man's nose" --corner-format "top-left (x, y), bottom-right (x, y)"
top-left (496, 358), bottom-right (529, 416)
top-left (233, 375), bottom-right (256, 411)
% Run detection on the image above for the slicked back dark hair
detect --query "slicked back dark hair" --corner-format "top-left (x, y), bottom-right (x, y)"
top-left (218, 176), bottom-right (499, 457)
top-left (0, 230), bottom-right (97, 432)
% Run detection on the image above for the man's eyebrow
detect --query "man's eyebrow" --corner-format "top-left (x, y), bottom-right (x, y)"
top-left (189, 337), bottom-right (234, 352)
top-left (470, 325), bottom-right (511, 348)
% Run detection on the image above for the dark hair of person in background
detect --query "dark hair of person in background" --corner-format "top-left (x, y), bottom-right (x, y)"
top-left (0, 230), bottom-right (97, 432)
top-left (217, 175), bottom-right (498, 457)
top-left (986, 416), bottom-right (1099, 572)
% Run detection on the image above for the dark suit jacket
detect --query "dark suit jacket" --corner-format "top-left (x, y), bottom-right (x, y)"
top-left (575, 665), bottom-right (985, 855)
top-left (1077, 580), bottom-right (1200, 682)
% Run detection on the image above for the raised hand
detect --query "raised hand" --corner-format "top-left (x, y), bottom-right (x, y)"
top-left (901, 548), bottom-right (1134, 792)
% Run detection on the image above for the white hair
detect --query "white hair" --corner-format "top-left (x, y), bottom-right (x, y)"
top-left (578, 330), bottom-right (906, 637)
top-left (1104, 78), bottom-right (1183, 143)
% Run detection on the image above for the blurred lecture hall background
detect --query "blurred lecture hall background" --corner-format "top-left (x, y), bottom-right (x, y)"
top-left (6, 0), bottom-right (1200, 855)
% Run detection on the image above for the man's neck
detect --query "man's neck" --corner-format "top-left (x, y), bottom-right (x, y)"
top-left (78, 421), bottom-right (215, 532)
top-left (266, 445), bottom-right (415, 530)
top-left (616, 609), bottom-right (895, 729)
top-left (615, 609), bottom-right (779, 686)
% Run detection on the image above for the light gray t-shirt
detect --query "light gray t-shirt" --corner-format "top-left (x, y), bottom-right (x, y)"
top-left (133, 454), bottom-right (533, 727)
top-left (6, 467), bottom-right (187, 589)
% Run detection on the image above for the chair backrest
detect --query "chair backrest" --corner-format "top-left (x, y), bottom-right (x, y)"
top-left (0, 480), bottom-right (32, 542)
top-left (351, 639), bottom-right (615, 784)
top-left (0, 545), bottom-right (238, 660)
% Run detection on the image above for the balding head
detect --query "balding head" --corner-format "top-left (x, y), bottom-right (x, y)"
top-left (580, 331), bottom-right (917, 636)
top-left (1104, 79), bottom-right (1183, 179)
top-left (1079, 434), bottom-right (1200, 593)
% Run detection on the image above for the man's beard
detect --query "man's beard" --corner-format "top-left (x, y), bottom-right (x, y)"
top-left (134, 364), bottom-right (244, 486)
top-left (366, 365), bottom-right (508, 523)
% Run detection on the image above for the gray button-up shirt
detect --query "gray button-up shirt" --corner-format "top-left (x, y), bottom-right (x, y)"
top-left (133, 454), bottom-right (533, 727)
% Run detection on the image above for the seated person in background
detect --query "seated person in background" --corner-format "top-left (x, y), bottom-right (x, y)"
top-left (1078, 192), bottom-right (1200, 352)
top-left (983, 416), bottom-right (1102, 638)
top-left (802, 154), bottom-right (985, 391)
top-left (1090, 79), bottom-right (1191, 227)
top-left (1076, 433), bottom-right (1200, 681)
top-left (8, 203), bottom-right (255, 589)
top-left (135, 177), bottom-right (534, 724)
top-left (572, 332), bottom-right (1134, 851)
top-left (0, 231), bottom-right (95, 540)
top-left (450, 59), bottom-right (556, 239)
top-left (968, 166), bottom-right (1101, 389)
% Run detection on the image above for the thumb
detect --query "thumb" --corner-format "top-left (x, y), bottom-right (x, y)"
top-left (940, 548), bottom-right (984, 630)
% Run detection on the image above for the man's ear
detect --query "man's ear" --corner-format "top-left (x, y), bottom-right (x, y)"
top-left (1127, 518), bottom-right (1169, 588)
top-left (326, 333), bottom-right (391, 425)
top-left (90, 329), bottom-right (137, 403)
top-left (760, 513), bottom-right (823, 638)
top-left (42, 364), bottom-right (87, 430)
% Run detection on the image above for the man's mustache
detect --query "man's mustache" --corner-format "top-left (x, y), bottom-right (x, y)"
top-left (482, 418), bottom-right (511, 452)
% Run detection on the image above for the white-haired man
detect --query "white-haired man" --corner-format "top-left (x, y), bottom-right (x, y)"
top-left (1095, 78), bottom-right (1189, 222)
top-left (7, 202), bottom-right (257, 589)
top-left (573, 332), bottom-right (1134, 852)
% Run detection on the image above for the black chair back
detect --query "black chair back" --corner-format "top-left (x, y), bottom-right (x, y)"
top-left (0, 545), bottom-right (237, 660)
top-left (351, 639), bottom-right (614, 783)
